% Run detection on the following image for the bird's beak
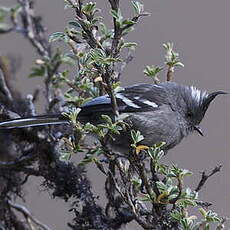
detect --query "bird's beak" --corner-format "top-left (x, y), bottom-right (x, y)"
top-left (203, 91), bottom-right (228, 112)
top-left (194, 125), bottom-right (204, 136)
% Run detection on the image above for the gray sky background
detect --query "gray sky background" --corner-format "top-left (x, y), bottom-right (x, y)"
top-left (1, 0), bottom-right (230, 229)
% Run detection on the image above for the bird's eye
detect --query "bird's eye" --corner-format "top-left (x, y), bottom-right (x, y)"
top-left (186, 112), bottom-right (193, 118)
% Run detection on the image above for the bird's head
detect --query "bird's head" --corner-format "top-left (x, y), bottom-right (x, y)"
top-left (180, 85), bottom-right (227, 135)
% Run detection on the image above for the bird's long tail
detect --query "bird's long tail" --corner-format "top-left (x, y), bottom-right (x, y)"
top-left (0, 114), bottom-right (68, 129)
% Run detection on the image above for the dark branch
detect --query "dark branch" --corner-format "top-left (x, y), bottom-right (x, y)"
top-left (17, 0), bottom-right (50, 57)
top-left (195, 165), bottom-right (222, 192)
top-left (9, 200), bottom-right (52, 230)
top-left (0, 154), bottom-right (36, 169)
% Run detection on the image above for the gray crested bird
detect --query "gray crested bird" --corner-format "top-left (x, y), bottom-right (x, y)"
top-left (0, 82), bottom-right (226, 152)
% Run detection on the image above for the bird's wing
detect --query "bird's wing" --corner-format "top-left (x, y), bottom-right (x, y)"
top-left (80, 83), bottom-right (166, 115)
top-left (0, 84), bottom-right (167, 128)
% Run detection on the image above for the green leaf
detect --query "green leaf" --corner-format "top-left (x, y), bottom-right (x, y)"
top-left (168, 165), bottom-right (192, 178)
top-left (147, 142), bottom-right (165, 160)
top-left (139, 192), bottom-right (156, 202)
top-left (90, 48), bottom-right (106, 59)
top-left (180, 169), bottom-right (193, 177)
top-left (0, 7), bottom-right (11, 21)
top-left (62, 108), bottom-right (81, 125)
top-left (143, 65), bottom-right (163, 77)
top-left (82, 2), bottom-right (96, 14)
top-left (84, 123), bottom-right (97, 132)
top-left (99, 23), bottom-right (108, 35)
top-left (79, 156), bottom-right (96, 166)
top-left (163, 42), bottom-right (184, 69)
top-left (156, 181), bottom-right (168, 192)
top-left (103, 57), bottom-right (121, 63)
top-left (61, 54), bottom-right (75, 66)
top-left (0, 23), bottom-right (12, 33)
top-left (0, 5), bottom-right (21, 23)
top-left (49, 32), bottom-right (69, 43)
top-left (205, 210), bottom-right (221, 223)
top-left (176, 198), bottom-right (197, 207)
top-left (121, 42), bottom-right (137, 50)
top-left (59, 151), bottom-right (72, 161)
top-left (131, 1), bottom-right (144, 15)
top-left (57, 69), bottom-right (69, 78)
top-left (10, 4), bottom-right (21, 13)
top-left (131, 130), bottom-right (144, 145)
top-left (122, 19), bottom-right (136, 26)
top-left (199, 208), bottom-right (207, 217)
top-left (110, 9), bottom-right (119, 20)
top-left (121, 26), bottom-right (134, 36)
top-left (170, 210), bottom-right (183, 221)
top-left (29, 66), bottom-right (46, 78)
top-left (174, 61), bottom-right (185, 67)
top-left (110, 9), bottom-right (123, 24)
top-left (131, 178), bottom-right (142, 189)
top-left (64, 0), bottom-right (75, 8)
top-left (101, 115), bottom-right (113, 125)
top-left (69, 21), bottom-right (81, 28)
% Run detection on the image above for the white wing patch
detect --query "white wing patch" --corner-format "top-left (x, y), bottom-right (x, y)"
top-left (140, 99), bottom-right (158, 108)
top-left (153, 84), bottom-right (163, 88)
top-left (116, 93), bottom-right (141, 108)
top-left (117, 95), bottom-right (158, 109)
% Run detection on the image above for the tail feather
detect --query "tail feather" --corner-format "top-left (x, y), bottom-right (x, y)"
top-left (0, 114), bottom-right (68, 129)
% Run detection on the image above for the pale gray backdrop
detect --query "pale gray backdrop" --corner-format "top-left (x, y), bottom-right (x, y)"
top-left (1, 0), bottom-right (230, 229)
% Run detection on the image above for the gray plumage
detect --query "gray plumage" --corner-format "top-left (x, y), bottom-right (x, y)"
top-left (0, 82), bottom-right (226, 153)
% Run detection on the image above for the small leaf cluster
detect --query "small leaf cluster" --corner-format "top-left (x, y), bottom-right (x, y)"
top-left (171, 208), bottom-right (223, 230)
top-left (30, 51), bottom-right (72, 79)
top-left (0, 5), bottom-right (20, 33)
top-left (59, 111), bottom-right (127, 168)
top-left (163, 42), bottom-right (184, 69)
top-left (46, 0), bottom-right (152, 145)
top-left (48, 0), bottom-right (150, 100)
top-left (49, 1), bottom-right (147, 56)
top-left (129, 132), bottom-right (225, 229)
top-left (111, 1), bottom-right (149, 35)
top-left (143, 65), bottom-right (162, 83)
top-left (143, 42), bottom-right (184, 82)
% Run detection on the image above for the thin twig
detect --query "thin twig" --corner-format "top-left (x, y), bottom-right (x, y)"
top-left (196, 200), bottom-right (212, 208)
top-left (109, 169), bottom-right (153, 229)
top-left (150, 159), bottom-right (160, 196)
top-left (8, 200), bottom-right (52, 230)
top-left (0, 68), bottom-right (13, 103)
top-left (0, 154), bottom-right (37, 169)
top-left (108, 0), bottom-right (121, 57)
top-left (117, 50), bottom-right (134, 81)
top-left (166, 66), bottom-right (173, 81)
top-left (14, 0), bottom-right (54, 107)
top-left (195, 165), bottom-right (222, 192)
top-left (130, 152), bottom-right (154, 201)
top-left (17, 0), bottom-right (50, 57)
top-left (108, 0), bottom-right (148, 58)
top-left (216, 217), bottom-right (228, 230)
top-left (170, 177), bottom-right (183, 208)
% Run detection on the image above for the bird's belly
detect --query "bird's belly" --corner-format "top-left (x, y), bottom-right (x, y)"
top-left (125, 111), bottom-right (183, 151)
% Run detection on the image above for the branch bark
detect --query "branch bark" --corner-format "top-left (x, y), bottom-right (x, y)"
top-left (195, 165), bottom-right (222, 192)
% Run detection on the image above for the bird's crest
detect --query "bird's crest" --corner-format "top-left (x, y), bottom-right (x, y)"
top-left (189, 86), bottom-right (208, 105)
